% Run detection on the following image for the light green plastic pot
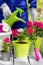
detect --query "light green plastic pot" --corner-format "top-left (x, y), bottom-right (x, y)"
top-left (36, 37), bottom-right (42, 51)
top-left (13, 39), bottom-right (30, 58)
top-left (29, 37), bottom-right (42, 54)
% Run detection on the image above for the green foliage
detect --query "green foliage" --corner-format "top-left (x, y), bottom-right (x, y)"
top-left (17, 31), bottom-right (26, 43)
top-left (2, 42), bottom-right (10, 52)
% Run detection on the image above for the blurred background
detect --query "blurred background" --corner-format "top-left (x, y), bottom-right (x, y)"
top-left (27, 0), bottom-right (43, 22)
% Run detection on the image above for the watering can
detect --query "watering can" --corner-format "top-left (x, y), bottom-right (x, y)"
top-left (2, 7), bottom-right (26, 27)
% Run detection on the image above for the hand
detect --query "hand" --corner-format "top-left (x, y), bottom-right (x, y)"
top-left (1, 3), bottom-right (11, 19)
top-left (2, 22), bottom-right (11, 32)
top-left (31, 8), bottom-right (38, 22)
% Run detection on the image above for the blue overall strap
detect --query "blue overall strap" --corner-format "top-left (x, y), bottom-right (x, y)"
top-left (28, 0), bottom-right (37, 8)
top-left (0, 0), bottom-right (5, 6)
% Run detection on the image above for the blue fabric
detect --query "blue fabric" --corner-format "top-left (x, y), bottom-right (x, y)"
top-left (0, 0), bottom-right (5, 22)
top-left (0, 0), bottom-right (37, 29)
top-left (0, 0), bottom-right (5, 6)
top-left (28, 0), bottom-right (37, 8)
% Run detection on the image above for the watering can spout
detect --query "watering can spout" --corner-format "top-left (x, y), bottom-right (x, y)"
top-left (15, 16), bottom-right (26, 23)
top-left (2, 8), bottom-right (26, 27)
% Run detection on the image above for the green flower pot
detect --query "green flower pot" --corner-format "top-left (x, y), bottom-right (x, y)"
top-left (29, 37), bottom-right (41, 54)
top-left (29, 43), bottom-right (34, 54)
top-left (36, 37), bottom-right (41, 51)
top-left (40, 38), bottom-right (43, 57)
top-left (13, 39), bottom-right (30, 58)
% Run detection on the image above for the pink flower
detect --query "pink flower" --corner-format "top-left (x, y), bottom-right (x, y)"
top-left (0, 25), bottom-right (3, 28)
top-left (26, 21), bottom-right (32, 27)
top-left (33, 21), bottom-right (43, 28)
top-left (4, 38), bottom-right (10, 43)
top-left (38, 23), bottom-right (43, 29)
top-left (0, 25), bottom-right (3, 32)
top-left (12, 29), bottom-right (18, 37)
top-left (33, 22), bottom-right (39, 27)
top-left (26, 27), bottom-right (34, 34)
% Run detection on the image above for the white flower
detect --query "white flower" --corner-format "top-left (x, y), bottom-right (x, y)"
top-left (17, 28), bottom-right (24, 32)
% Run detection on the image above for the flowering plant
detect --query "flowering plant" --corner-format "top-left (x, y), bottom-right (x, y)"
top-left (12, 21), bottom-right (43, 44)
top-left (26, 21), bottom-right (43, 42)
top-left (2, 38), bottom-right (10, 52)
top-left (26, 21), bottom-right (43, 60)
top-left (12, 21), bottom-right (43, 60)
top-left (12, 29), bottom-right (27, 43)
top-left (12, 21), bottom-right (43, 43)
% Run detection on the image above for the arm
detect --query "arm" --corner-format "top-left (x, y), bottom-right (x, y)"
top-left (28, 0), bottom-right (37, 21)
top-left (0, 0), bottom-right (11, 32)
top-left (0, 0), bottom-right (11, 19)
top-left (1, 3), bottom-right (11, 19)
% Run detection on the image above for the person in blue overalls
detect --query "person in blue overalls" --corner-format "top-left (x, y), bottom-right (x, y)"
top-left (0, 0), bottom-right (37, 29)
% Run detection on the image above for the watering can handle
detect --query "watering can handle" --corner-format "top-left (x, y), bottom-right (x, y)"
top-left (34, 48), bottom-right (40, 61)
